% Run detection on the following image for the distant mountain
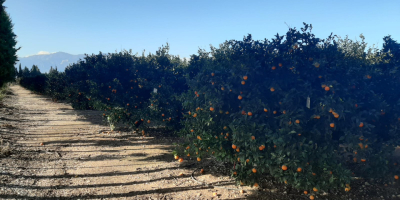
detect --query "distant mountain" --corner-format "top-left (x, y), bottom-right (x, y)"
top-left (16, 52), bottom-right (85, 73)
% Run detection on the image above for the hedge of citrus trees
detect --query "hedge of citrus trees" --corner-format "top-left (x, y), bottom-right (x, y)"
top-left (19, 23), bottom-right (400, 195)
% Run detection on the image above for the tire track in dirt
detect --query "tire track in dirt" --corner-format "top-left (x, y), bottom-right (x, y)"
top-left (1, 85), bottom-right (252, 200)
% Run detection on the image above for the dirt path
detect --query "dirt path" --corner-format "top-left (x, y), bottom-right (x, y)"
top-left (0, 85), bottom-right (256, 200)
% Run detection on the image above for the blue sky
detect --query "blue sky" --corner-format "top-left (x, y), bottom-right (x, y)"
top-left (4, 0), bottom-right (400, 59)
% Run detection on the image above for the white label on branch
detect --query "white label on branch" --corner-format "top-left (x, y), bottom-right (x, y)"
top-left (153, 88), bottom-right (158, 93)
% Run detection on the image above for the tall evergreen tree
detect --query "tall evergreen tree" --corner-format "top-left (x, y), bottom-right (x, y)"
top-left (0, 0), bottom-right (20, 87)
top-left (18, 63), bottom-right (22, 77)
top-left (22, 66), bottom-right (30, 77)
top-left (30, 65), bottom-right (41, 76)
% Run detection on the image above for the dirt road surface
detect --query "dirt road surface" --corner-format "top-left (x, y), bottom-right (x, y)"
top-left (1, 85), bottom-right (400, 200)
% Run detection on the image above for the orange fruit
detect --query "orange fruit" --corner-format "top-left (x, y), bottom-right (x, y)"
top-left (247, 112), bottom-right (253, 116)
top-left (304, 191), bottom-right (308, 195)
top-left (200, 169), bottom-right (204, 173)
top-left (246, 159), bottom-right (250, 163)
top-left (359, 122), bottom-right (364, 127)
top-left (210, 107), bottom-right (214, 111)
top-left (330, 123), bottom-right (335, 128)
top-left (162, 113), bottom-right (165, 117)
top-left (297, 167), bottom-right (302, 172)
top-left (178, 158), bottom-right (183, 162)
top-left (147, 120), bottom-right (151, 123)
top-left (270, 87), bottom-right (275, 92)
top-left (252, 168), bottom-right (257, 173)
top-left (211, 72), bottom-right (215, 76)
top-left (174, 155), bottom-right (179, 160)
top-left (264, 108), bottom-right (268, 112)
top-left (251, 136), bottom-right (255, 140)
top-left (394, 175), bottom-right (399, 180)
top-left (241, 81), bottom-right (246, 85)
top-left (345, 187), bottom-right (350, 192)
top-left (197, 157), bottom-right (201, 162)
top-left (193, 113), bottom-right (197, 117)
top-left (254, 183), bottom-right (259, 187)
top-left (282, 165), bottom-right (288, 171)
top-left (187, 153), bottom-right (190, 156)
top-left (313, 187), bottom-right (318, 192)
top-left (232, 144), bottom-right (237, 149)
top-left (361, 158), bottom-right (366, 162)
top-left (238, 95), bottom-right (243, 100)
top-left (279, 63), bottom-right (283, 67)
top-left (295, 119), bottom-right (300, 124)
top-left (233, 171), bottom-right (237, 175)
top-left (272, 66), bottom-right (276, 70)
top-left (310, 195), bottom-right (315, 200)
top-left (243, 75), bottom-right (248, 80)
top-left (325, 86), bottom-right (330, 91)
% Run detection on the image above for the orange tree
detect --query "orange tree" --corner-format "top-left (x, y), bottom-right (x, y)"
top-left (53, 46), bottom-right (186, 132)
top-left (176, 23), bottom-right (400, 192)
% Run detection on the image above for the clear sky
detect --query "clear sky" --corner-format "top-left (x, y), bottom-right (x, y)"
top-left (4, 0), bottom-right (400, 59)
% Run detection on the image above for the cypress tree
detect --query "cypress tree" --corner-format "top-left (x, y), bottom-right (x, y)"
top-left (0, 0), bottom-right (20, 87)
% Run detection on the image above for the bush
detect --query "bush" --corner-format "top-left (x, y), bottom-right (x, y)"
top-left (176, 24), bottom-right (400, 192)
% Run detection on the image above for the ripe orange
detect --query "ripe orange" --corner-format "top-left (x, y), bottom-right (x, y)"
top-left (197, 157), bottom-right (201, 162)
top-left (295, 119), bottom-right (300, 124)
top-left (241, 81), bottom-right (246, 85)
top-left (210, 107), bottom-right (214, 111)
top-left (272, 66), bottom-right (276, 70)
top-left (270, 87), bottom-right (275, 92)
top-left (254, 183), bottom-right (259, 187)
top-left (251, 136), bottom-right (255, 140)
top-left (264, 108), bottom-right (268, 112)
top-left (233, 171), bottom-right (237, 175)
top-left (330, 123), bottom-right (335, 128)
top-left (279, 63), bottom-right (283, 67)
top-left (297, 167), bottom-right (302, 172)
top-left (211, 72), bottom-right (215, 76)
top-left (193, 113), bottom-right (198, 118)
top-left (394, 175), bottom-right (399, 180)
top-left (213, 192), bottom-right (217, 196)
top-left (232, 144), bottom-right (237, 149)
top-left (304, 191), bottom-right (308, 194)
top-left (313, 187), bottom-right (318, 192)
top-left (325, 86), bottom-right (330, 91)
top-left (162, 113), bottom-right (165, 117)
top-left (200, 169), bottom-right (204, 173)
top-left (246, 159), bottom-right (250, 163)
top-left (273, 111), bottom-right (277, 114)
top-left (310, 195), bottom-right (315, 200)
top-left (238, 95), bottom-right (243, 100)
top-left (345, 187), bottom-right (350, 192)
top-left (361, 158), bottom-right (366, 162)
top-left (252, 168), bottom-right (257, 173)
top-left (282, 165), bottom-right (288, 171)
top-left (174, 155), bottom-right (179, 160)
top-left (147, 120), bottom-right (151, 123)
top-left (247, 112), bottom-right (253, 116)
top-left (243, 75), bottom-right (248, 80)
top-left (178, 158), bottom-right (183, 162)
top-left (359, 122), bottom-right (364, 127)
